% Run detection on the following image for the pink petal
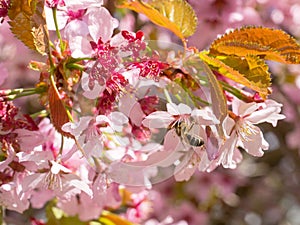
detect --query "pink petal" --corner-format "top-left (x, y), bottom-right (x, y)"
top-left (129, 102), bottom-right (145, 126)
top-left (68, 179), bottom-right (93, 197)
top-left (174, 151), bottom-right (198, 182)
top-left (108, 112), bottom-right (129, 132)
top-left (62, 116), bottom-right (92, 136)
top-left (22, 173), bottom-right (46, 192)
top-left (45, 6), bottom-right (68, 30)
top-left (205, 126), bottom-right (220, 160)
top-left (17, 151), bottom-right (53, 170)
top-left (240, 128), bottom-right (268, 157)
top-left (81, 72), bottom-right (105, 99)
top-left (15, 129), bottom-right (44, 152)
top-left (217, 133), bottom-right (239, 169)
top-left (191, 108), bottom-right (219, 125)
top-left (233, 100), bottom-right (257, 116)
top-left (51, 160), bottom-right (72, 174)
top-left (0, 63), bottom-right (8, 86)
top-left (86, 7), bottom-right (118, 42)
top-left (64, 0), bottom-right (103, 9)
top-left (0, 147), bottom-right (15, 170)
top-left (222, 116), bottom-right (236, 136)
top-left (30, 189), bottom-right (54, 208)
top-left (247, 100), bottom-right (285, 126)
top-left (142, 111), bottom-right (174, 128)
top-left (119, 94), bottom-right (144, 126)
top-left (167, 103), bottom-right (191, 115)
top-left (63, 19), bottom-right (89, 39)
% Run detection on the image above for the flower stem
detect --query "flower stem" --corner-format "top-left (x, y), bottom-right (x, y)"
top-left (66, 63), bottom-right (85, 71)
top-left (0, 86), bottom-right (47, 101)
top-left (52, 8), bottom-right (64, 51)
top-left (30, 110), bottom-right (48, 119)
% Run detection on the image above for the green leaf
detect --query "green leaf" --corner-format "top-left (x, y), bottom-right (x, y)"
top-left (200, 60), bottom-right (227, 138)
top-left (116, 0), bottom-right (197, 44)
top-left (8, 0), bottom-right (49, 55)
top-left (186, 55), bottom-right (228, 138)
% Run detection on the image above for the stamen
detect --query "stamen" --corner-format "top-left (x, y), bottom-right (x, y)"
top-left (237, 120), bottom-right (258, 142)
top-left (44, 172), bottom-right (62, 191)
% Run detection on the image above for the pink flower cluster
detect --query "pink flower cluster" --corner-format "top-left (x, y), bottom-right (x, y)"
top-left (0, 0), bottom-right (290, 224)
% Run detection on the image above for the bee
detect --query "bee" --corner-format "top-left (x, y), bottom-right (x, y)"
top-left (172, 120), bottom-right (204, 147)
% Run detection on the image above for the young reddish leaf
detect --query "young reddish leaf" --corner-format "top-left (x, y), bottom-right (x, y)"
top-left (209, 27), bottom-right (300, 64)
top-left (48, 83), bottom-right (73, 138)
top-left (8, 0), bottom-right (49, 55)
top-left (116, 0), bottom-right (197, 44)
top-left (200, 51), bottom-right (271, 99)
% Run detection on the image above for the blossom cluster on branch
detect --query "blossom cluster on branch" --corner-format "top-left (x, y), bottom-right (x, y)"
top-left (0, 0), bottom-right (299, 224)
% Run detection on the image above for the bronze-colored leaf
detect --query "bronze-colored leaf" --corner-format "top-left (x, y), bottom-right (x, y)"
top-left (8, 0), bottom-right (49, 55)
top-left (116, 0), bottom-right (197, 44)
top-left (209, 27), bottom-right (300, 64)
top-left (200, 51), bottom-right (271, 99)
top-left (48, 83), bottom-right (73, 138)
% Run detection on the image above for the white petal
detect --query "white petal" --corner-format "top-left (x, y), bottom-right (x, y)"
top-left (68, 179), bottom-right (93, 197)
top-left (192, 108), bottom-right (219, 125)
top-left (87, 7), bottom-right (118, 42)
top-left (81, 72), bottom-right (105, 99)
top-left (167, 103), bottom-right (191, 115)
top-left (45, 6), bottom-right (68, 30)
top-left (62, 116), bottom-right (92, 136)
top-left (142, 111), bottom-right (174, 128)
top-left (51, 161), bottom-right (72, 174)
top-left (247, 104), bottom-right (285, 126)
top-left (64, 0), bottom-right (103, 9)
top-left (174, 151), bottom-right (198, 182)
top-left (241, 128), bottom-right (268, 157)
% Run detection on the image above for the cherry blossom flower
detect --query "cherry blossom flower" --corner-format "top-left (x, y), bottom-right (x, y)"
top-left (118, 93), bottom-right (148, 132)
top-left (124, 190), bottom-right (153, 223)
top-left (21, 159), bottom-right (92, 199)
top-left (142, 103), bottom-right (192, 130)
top-left (2, 0), bottom-right (299, 223)
top-left (212, 98), bottom-right (285, 169)
top-left (62, 112), bottom-right (128, 158)
top-left (80, 71), bottom-right (105, 99)
top-left (56, 167), bottom-right (122, 221)
top-left (45, 0), bottom-right (118, 57)
top-left (45, 0), bottom-right (64, 8)
top-left (62, 115), bottom-right (109, 158)
top-left (0, 100), bottom-right (41, 154)
top-left (65, 7), bottom-right (118, 57)
top-left (141, 103), bottom-right (220, 181)
top-left (143, 103), bottom-right (218, 151)
top-left (0, 174), bottom-right (31, 213)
